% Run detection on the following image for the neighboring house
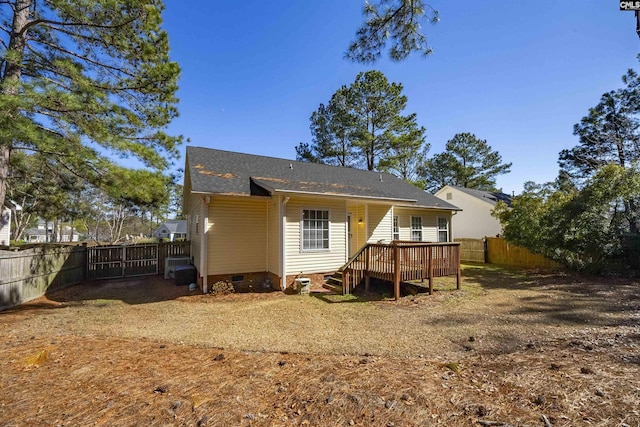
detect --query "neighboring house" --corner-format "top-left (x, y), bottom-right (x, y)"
top-left (0, 201), bottom-right (22, 246)
top-left (25, 219), bottom-right (80, 243)
top-left (434, 185), bottom-right (512, 239)
top-left (153, 220), bottom-right (187, 241)
top-left (0, 206), bottom-right (10, 246)
top-left (183, 146), bottom-right (460, 292)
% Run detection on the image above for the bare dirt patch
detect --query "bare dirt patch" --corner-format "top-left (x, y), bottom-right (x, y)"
top-left (0, 265), bottom-right (639, 426)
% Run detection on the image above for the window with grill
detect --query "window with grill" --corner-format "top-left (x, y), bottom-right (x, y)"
top-left (411, 216), bottom-right (422, 241)
top-left (438, 217), bottom-right (449, 242)
top-left (302, 209), bottom-right (330, 250)
top-left (393, 215), bottom-right (400, 241)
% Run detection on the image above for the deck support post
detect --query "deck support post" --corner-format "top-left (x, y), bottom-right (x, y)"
top-left (393, 242), bottom-right (400, 301)
top-left (455, 245), bottom-right (461, 290)
top-left (428, 246), bottom-right (433, 295)
top-left (344, 270), bottom-right (350, 295)
top-left (364, 246), bottom-right (370, 292)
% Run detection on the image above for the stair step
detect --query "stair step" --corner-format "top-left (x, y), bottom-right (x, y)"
top-left (326, 276), bottom-right (342, 285)
top-left (322, 282), bottom-right (343, 294)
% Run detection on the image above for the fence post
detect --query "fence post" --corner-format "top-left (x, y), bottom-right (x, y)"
top-left (121, 245), bottom-right (126, 278)
top-left (82, 242), bottom-right (88, 281)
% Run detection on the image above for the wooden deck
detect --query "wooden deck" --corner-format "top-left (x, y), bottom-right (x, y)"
top-left (340, 241), bottom-right (461, 300)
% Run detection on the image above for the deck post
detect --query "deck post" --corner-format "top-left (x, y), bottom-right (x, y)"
top-left (393, 243), bottom-right (400, 301)
top-left (428, 245), bottom-right (434, 295)
top-left (456, 245), bottom-right (461, 290)
top-left (364, 246), bottom-right (370, 292)
top-left (344, 270), bottom-right (350, 295)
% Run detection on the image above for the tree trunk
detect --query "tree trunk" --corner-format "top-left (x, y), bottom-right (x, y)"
top-left (0, 0), bottom-right (32, 210)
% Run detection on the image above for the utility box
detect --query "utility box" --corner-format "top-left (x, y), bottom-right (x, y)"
top-left (175, 265), bottom-right (196, 286)
top-left (294, 278), bottom-right (311, 295)
top-left (165, 256), bottom-right (192, 279)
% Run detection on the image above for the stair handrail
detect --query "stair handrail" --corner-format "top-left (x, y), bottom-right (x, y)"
top-left (339, 243), bottom-right (370, 272)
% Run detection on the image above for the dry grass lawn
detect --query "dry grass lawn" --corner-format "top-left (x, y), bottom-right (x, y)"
top-left (0, 264), bottom-right (639, 426)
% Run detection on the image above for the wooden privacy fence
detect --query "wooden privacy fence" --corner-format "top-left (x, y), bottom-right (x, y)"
top-left (486, 237), bottom-right (560, 269)
top-left (88, 241), bottom-right (190, 280)
top-left (455, 238), bottom-right (486, 263)
top-left (0, 241), bottom-right (191, 310)
top-left (341, 241), bottom-right (461, 300)
top-left (0, 245), bottom-right (85, 310)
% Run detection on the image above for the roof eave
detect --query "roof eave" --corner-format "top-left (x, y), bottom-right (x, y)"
top-left (270, 189), bottom-right (417, 204)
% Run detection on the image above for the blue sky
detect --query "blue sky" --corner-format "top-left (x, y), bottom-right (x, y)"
top-left (162, 1), bottom-right (639, 194)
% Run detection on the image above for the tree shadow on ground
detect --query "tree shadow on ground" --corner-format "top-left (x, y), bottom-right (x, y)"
top-left (2, 276), bottom-right (199, 313)
top-left (461, 263), bottom-right (640, 329)
top-left (312, 278), bottom-right (443, 303)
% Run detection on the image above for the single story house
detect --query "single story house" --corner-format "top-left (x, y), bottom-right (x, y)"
top-left (153, 219), bottom-right (187, 241)
top-left (183, 147), bottom-right (461, 293)
top-left (1, 200), bottom-right (22, 246)
top-left (0, 206), bottom-right (11, 246)
top-left (434, 185), bottom-right (511, 239)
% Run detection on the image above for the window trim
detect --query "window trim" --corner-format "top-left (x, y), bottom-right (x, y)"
top-left (411, 216), bottom-right (423, 242)
top-left (300, 208), bottom-right (331, 252)
top-left (437, 217), bottom-right (449, 242)
top-left (393, 215), bottom-right (400, 241)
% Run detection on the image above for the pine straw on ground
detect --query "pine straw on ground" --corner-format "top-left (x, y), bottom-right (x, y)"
top-left (0, 266), bottom-right (639, 426)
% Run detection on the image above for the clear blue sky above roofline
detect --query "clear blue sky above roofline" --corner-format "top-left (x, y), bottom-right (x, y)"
top-left (157, 1), bottom-right (640, 195)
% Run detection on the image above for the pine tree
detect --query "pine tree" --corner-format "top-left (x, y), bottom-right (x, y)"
top-left (421, 133), bottom-right (511, 191)
top-left (0, 0), bottom-right (181, 210)
top-left (347, 0), bottom-right (439, 63)
top-left (297, 70), bottom-right (427, 175)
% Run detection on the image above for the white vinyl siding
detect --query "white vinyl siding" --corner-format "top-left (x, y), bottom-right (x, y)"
top-left (285, 197), bottom-right (346, 275)
top-left (394, 208), bottom-right (452, 242)
top-left (267, 198), bottom-right (280, 276)
top-left (208, 197), bottom-right (268, 275)
top-left (434, 186), bottom-right (501, 239)
top-left (411, 216), bottom-right (423, 241)
top-left (367, 204), bottom-right (393, 243)
top-left (438, 217), bottom-right (449, 242)
top-left (186, 194), bottom-right (201, 272)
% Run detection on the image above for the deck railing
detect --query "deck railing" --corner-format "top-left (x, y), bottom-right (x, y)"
top-left (340, 241), bottom-right (461, 300)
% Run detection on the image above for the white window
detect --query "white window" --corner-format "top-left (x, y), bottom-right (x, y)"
top-left (438, 217), bottom-right (449, 242)
top-left (302, 209), bottom-right (330, 251)
top-left (411, 216), bottom-right (422, 241)
top-left (393, 215), bottom-right (400, 241)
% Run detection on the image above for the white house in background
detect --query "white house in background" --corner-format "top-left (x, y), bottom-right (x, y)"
top-left (153, 219), bottom-right (187, 241)
top-left (0, 201), bottom-right (21, 246)
top-left (434, 185), bottom-right (511, 239)
top-left (0, 207), bottom-right (11, 246)
top-left (24, 219), bottom-right (80, 243)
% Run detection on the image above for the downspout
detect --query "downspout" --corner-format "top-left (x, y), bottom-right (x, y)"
top-left (280, 196), bottom-right (290, 289)
top-left (200, 196), bottom-right (210, 293)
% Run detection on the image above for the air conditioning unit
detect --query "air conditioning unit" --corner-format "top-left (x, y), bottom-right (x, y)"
top-left (165, 256), bottom-right (191, 279)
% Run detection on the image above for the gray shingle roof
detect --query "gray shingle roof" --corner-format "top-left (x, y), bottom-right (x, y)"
top-left (161, 220), bottom-right (187, 234)
top-left (450, 186), bottom-right (512, 207)
top-left (186, 146), bottom-right (459, 210)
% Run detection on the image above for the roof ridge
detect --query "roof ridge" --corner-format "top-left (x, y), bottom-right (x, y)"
top-left (187, 146), bottom-right (400, 178)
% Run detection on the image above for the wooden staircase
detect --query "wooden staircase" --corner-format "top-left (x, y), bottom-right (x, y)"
top-left (322, 271), bottom-right (344, 294)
